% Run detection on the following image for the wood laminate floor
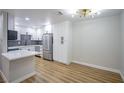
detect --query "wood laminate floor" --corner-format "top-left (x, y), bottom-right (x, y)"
top-left (0, 57), bottom-right (123, 83)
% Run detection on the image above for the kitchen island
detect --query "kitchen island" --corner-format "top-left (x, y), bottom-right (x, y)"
top-left (8, 45), bottom-right (43, 56)
top-left (1, 50), bottom-right (39, 83)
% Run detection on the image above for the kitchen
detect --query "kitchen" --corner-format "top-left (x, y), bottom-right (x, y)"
top-left (0, 11), bottom-right (54, 82)
top-left (8, 26), bottom-right (43, 55)
top-left (7, 14), bottom-right (51, 55)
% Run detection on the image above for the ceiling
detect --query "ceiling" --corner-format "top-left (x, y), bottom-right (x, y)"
top-left (1, 9), bottom-right (123, 28)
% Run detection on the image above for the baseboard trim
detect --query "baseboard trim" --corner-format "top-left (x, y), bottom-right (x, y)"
top-left (11, 71), bottom-right (36, 83)
top-left (0, 70), bottom-right (8, 83)
top-left (54, 60), bottom-right (70, 65)
top-left (119, 71), bottom-right (124, 81)
top-left (72, 60), bottom-right (120, 73)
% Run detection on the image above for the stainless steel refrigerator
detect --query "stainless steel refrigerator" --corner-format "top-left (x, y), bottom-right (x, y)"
top-left (42, 33), bottom-right (53, 60)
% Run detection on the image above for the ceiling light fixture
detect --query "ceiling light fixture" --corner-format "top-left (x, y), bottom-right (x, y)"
top-left (25, 17), bottom-right (30, 21)
top-left (67, 9), bottom-right (102, 18)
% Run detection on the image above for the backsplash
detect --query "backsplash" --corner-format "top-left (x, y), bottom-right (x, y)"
top-left (8, 34), bottom-right (42, 47)
top-left (8, 40), bottom-right (42, 47)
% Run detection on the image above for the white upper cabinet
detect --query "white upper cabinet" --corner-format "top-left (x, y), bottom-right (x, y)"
top-left (8, 14), bottom-right (15, 30)
top-left (30, 28), bottom-right (44, 40)
top-left (44, 25), bottom-right (52, 33)
top-left (36, 28), bottom-right (44, 40)
top-left (14, 25), bottom-right (44, 40)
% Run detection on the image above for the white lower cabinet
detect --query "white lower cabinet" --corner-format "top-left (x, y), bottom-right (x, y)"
top-left (20, 46), bottom-right (35, 51)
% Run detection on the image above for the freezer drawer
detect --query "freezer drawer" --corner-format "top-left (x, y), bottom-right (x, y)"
top-left (43, 51), bottom-right (53, 61)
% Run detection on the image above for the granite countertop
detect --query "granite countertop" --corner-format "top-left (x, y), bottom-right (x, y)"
top-left (2, 50), bottom-right (39, 61)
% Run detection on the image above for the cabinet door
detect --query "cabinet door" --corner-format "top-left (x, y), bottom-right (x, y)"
top-left (35, 46), bottom-right (40, 52)
top-left (20, 46), bottom-right (34, 51)
top-left (30, 46), bottom-right (35, 51)
top-left (37, 29), bottom-right (43, 40)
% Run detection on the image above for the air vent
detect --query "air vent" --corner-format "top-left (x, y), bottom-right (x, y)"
top-left (56, 11), bottom-right (63, 16)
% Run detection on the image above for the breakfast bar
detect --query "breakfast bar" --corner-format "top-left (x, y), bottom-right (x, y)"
top-left (1, 50), bottom-right (38, 83)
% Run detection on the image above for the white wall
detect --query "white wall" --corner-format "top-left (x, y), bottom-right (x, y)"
top-left (120, 11), bottom-right (124, 77)
top-left (72, 15), bottom-right (121, 70)
top-left (53, 21), bottom-right (72, 64)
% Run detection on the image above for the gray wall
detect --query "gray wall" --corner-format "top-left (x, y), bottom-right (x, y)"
top-left (121, 11), bottom-right (124, 78)
top-left (72, 15), bottom-right (121, 70)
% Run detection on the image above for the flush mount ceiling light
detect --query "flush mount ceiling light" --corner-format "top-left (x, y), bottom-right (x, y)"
top-left (56, 11), bottom-right (63, 16)
top-left (67, 9), bottom-right (101, 18)
top-left (25, 17), bottom-right (30, 21)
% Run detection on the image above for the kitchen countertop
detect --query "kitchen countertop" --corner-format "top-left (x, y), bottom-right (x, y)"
top-left (2, 50), bottom-right (39, 61)
top-left (8, 45), bottom-right (42, 49)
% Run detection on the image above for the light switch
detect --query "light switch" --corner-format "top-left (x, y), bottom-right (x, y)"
top-left (61, 36), bottom-right (64, 44)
